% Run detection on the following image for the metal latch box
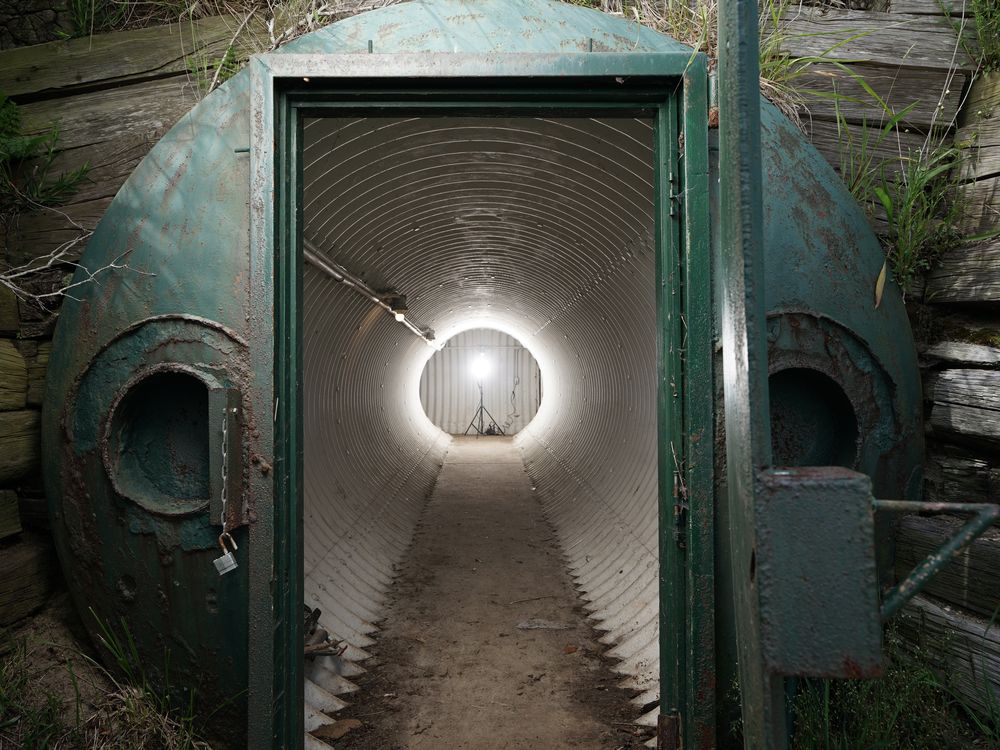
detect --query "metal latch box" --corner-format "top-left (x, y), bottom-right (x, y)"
top-left (757, 467), bottom-right (882, 678)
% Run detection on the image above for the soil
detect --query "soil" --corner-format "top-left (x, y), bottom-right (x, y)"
top-left (333, 436), bottom-right (652, 750)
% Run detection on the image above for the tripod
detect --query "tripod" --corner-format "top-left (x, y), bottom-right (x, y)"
top-left (464, 382), bottom-right (505, 437)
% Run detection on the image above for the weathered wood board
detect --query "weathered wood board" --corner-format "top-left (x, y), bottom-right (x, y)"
top-left (927, 369), bottom-right (1000, 448)
top-left (20, 76), bottom-right (198, 152)
top-left (0, 287), bottom-right (16, 333)
top-left (1, 15), bottom-right (265, 100)
top-left (956, 73), bottom-right (1000, 182)
top-left (924, 341), bottom-right (1000, 367)
top-left (926, 239), bottom-right (1000, 303)
top-left (896, 515), bottom-right (1000, 618)
top-left (0, 489), bottom-right (21, 541)
top-left (5, 134), bottom-right (171, 267)
top-left (16, 339), bottom-right (50, 406)
top-left (0, 338), bottom-right (27, 410)
top-left (0, 533), bottom-right (56, 627)
top-left (797, 61), bottom-right (966, 131)
top-left (803, 115), bottom-right (928, 177)
top-left (890, 0), bottom-right (969, 16)
top-left (0, 409), bottom-right (40, 483)
top-left (781, 8), bottom-right (975, 72)
top-left (898, 595), bottom-right (1000, 717)
top-left (924, 445), bottom-right (1000, 507)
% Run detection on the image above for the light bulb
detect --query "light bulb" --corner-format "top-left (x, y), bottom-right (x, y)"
top-left (470, 352), bottom-right (491, 381)
top-left (394, 311), bottom-right (405, 322)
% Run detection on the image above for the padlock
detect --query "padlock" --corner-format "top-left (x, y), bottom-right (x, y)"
top-left (214, 550), bottom-right (238, 575)
top-left (214, 532), bottom-right (238, 576)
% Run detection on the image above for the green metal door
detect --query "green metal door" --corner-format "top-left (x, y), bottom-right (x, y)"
top-left (249, 53), bottom-right (710, 749)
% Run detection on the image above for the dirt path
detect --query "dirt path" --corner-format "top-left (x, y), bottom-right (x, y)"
top-left (338, 436), bottom-right (650, 749)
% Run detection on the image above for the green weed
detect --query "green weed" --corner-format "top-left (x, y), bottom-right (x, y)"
top-left (0, 638), bottom-right (84, 748)
top-left (873, 142), bottom-right (966, 294)
top-left (968, 0), bottom-right (1000, 74)
top-left (792, 630), bottom-right (977, 750)
top-left (0, 94), bottom-right (89, 217)
top-left (0, 612), bottom-right (211, 750)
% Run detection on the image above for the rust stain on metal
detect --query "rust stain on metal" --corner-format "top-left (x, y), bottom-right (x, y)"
top-left (657, 713), bottom-right (681, 750)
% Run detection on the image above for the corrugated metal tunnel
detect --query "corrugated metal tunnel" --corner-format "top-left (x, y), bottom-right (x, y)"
top-left (301, 112), bottom-right (663, 727)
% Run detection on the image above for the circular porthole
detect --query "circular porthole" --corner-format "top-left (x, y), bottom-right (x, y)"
top-left (768, 367), bottom-right (860, 468)
top-left (103, 368), bottom-right (211, 516)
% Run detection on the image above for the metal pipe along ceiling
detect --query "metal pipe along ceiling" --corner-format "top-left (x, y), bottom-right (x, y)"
top-left (301, 115), bottom-right (661, 723)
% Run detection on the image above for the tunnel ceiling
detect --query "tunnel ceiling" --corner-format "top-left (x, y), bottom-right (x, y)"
top-left (303, 115), bottom-right (655, 340)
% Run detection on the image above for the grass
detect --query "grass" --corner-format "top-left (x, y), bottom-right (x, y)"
top-left (0, 611), bottom-right (211, 750)
top-left (792, 629), bottom-right (984, 750)
top-left (966, 0), bottom-right (1000, 74)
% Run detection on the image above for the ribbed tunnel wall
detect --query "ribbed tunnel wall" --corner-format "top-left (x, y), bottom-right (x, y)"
top-left (300, 114), bottom-right (661, 723)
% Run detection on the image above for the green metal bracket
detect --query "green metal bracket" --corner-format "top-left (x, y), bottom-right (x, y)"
top-left (875, 500), bottom-right (1000, 620)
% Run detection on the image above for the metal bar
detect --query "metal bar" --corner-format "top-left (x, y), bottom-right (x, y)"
top-left (657, 93), bottom-right (686, 740)
top-left (273, 78), bottom-right (305, 750)
top-left (246, 56), bottom-right (277, 750)
top-left (874, 500), bottom-right (1000, 620)
top-left (679, 52), bottom-right (716, 750)
top-left (303, 242), bottom-right (437, 346)
top-left (263, 52), bottom-right (703, 80)
top-left (717, 0), bottom-right (788, 746)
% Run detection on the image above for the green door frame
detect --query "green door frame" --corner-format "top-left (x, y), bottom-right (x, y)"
top-left (248, 52), bottom-right (711, 749)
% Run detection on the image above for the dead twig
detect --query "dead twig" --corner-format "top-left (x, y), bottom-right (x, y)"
top-left (507, 595), bottom-right (556, 605)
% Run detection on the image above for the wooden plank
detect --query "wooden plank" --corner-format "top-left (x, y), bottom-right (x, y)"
top-left (0, 15), bottom-right (263, 100)
top-left (6, 82), bottom-right (191, 269)
top-left (924, 446), bottom-right (999, 505)
top-left (0, 287), bottom-right (17, 334)
top-left (5, 134), bottom-right (164, 267)
top-left (16, 339), bottom-right (51, 406)
top-left (0, 339), bottom-right (28, 411)
top-left (15, 494), bottom-right (48, 532)
top-left (896, 515), bottom-right (1000, 618)
top-left (781, 8), bottom-right (975, 73)
top-left (0, 409), bottom-right (40, 484)
top-left (926, 238), bottom-right (1000, 303)
top-left (803, 115), bottom-right (927, 178)
top-left (0, 490), bottom-right (21, 541)
top-left (928, 369), bottom-right (1000, 448)
top-left (956, 176), bottom-right (1000, 235)
top-left (797, 62), bottom-right (966, 130)
top-left (20, 75), bottom-right (197, 152)
top-left (897, 595), bottom-right (1000, 717)
top-left (924, 341), bottom-right (1000, 367)
top-left (7, 196), bottom-right (113, 268)
top-left (0, 532), bottom-right (56, 627)
top-left (890, 0), bottom-right (970, 16)
top-left (956, 73), bottom-right (1000, 181)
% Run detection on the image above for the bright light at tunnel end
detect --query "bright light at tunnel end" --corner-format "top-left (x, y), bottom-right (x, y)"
top-left (470, 352), bottom-right (492, 382)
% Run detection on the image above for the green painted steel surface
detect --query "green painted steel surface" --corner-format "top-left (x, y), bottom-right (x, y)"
top-left (758, 468), bottom-right (881, 678)
top-left (40, 0), bottom-right (923, 747)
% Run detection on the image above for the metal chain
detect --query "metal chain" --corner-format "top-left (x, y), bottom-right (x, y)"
top-left (217, 408), bottom-right (237, 557)
top-left (220, 408), bottom-right (229, 536)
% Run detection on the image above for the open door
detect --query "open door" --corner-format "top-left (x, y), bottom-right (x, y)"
top-left (248, 53), bottom-right (710, 748)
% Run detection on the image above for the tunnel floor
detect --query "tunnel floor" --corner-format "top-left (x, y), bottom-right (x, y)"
top-left (335, 436), bottom-right (651, 749)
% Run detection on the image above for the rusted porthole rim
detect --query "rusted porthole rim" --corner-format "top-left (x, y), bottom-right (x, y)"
top-left (100, 361), bottom-right (223, 518)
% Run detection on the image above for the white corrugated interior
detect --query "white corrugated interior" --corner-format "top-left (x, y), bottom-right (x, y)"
top-left (301, 115), bottom-right (659, 730)
top-left (419, 328), bottom-right (541, 435)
